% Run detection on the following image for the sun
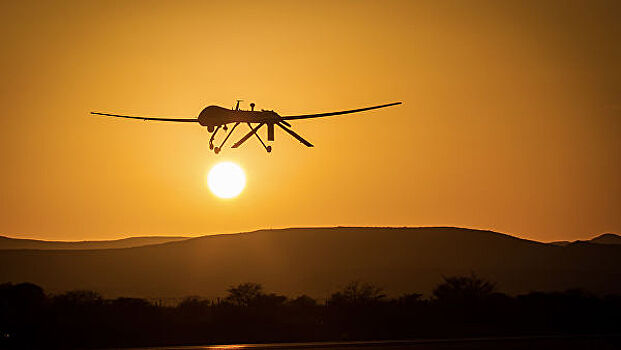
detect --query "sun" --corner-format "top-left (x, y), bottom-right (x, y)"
top-left (207, 162), bottom-right (246, 199)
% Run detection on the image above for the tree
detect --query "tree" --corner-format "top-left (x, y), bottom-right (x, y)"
top-left (329, 281), bottom-right (386, 306)
top-left (432, 273), bottom-right (496, 303)
top-left (225, 283), bottom-right (264, 307)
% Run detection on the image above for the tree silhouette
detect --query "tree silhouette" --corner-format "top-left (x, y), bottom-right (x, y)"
top-left (329, 281), bottom-right (386, 306)
top-left (225, 282), bottom-right (264, 306)
top-left (432, 273), bottom-right (496, 303)
top-left (1, 277), bottom-right (620, 348)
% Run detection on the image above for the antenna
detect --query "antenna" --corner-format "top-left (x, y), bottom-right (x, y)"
top-left (235, 99), bottom-right (243, 111)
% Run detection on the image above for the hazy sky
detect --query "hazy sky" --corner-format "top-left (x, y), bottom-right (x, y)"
top-left (1, 0), bottom-right (619, 242)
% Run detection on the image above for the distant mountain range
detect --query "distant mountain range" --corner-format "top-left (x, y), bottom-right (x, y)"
top-left (550, 233), bottom-right (621, 246)
top-left (0, 235), bottom-right (191, 250)
top-left (1, 227), bottom-right (620, 299)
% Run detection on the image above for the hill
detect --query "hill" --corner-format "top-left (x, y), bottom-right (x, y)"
top-left (589, 233), bottom-right (621, 245)
top-left (1, 227), bottom-right (620, 299)
top-left (0, 235), bottom-right (191, 250)
top-left (550, 232), bottom-right (621, 246)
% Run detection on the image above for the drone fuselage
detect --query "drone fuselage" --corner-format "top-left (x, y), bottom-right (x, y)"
top-left (198, 105), bottom-right (280, 128)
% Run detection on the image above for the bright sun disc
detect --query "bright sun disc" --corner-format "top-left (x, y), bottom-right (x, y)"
top-left (207, 162), bottom-right (246, 199)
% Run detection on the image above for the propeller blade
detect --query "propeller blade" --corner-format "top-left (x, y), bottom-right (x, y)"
top-left (232, 123), bottom-right (264, 148)
top-left (280, 120), bottom-right (292, 127)
top-left (276, 122), bottom-right (314, 147)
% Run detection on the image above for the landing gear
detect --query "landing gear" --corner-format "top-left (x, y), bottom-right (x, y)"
top-left (208, 122), bottom-right (274, 154)
top-left (211, 122), bottom-right (240, 154)
top-left (208, 125), bottom-right (221, 150)
top-left (246, 122), bottom-right (272, 153)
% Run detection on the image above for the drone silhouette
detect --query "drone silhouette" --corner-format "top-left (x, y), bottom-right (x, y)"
top-left (91, 100), bottom-right (402, 154)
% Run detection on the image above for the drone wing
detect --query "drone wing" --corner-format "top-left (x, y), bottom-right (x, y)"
top-left (281, 102), bottom-right (402, 121)
top-left (90, 112), bottom-right (199, 123)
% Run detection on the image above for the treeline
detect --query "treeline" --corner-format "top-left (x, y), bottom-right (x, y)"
top-left (1, 275), bottom-right (620, 348)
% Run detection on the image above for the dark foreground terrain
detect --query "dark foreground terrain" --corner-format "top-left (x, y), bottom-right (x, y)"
top-left (1, 275), bottom-right (620, 349)
top-left (134, 336), bottom-right (621, 350)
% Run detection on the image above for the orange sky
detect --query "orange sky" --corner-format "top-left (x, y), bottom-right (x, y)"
top-left (0, 0), bottom-right (619, 242)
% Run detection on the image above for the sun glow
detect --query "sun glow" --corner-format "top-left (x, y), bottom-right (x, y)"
top-left (207, 162), bottom-right (246, 199)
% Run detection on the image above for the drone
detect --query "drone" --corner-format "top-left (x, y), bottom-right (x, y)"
top-left (91, 100), bottom-right (402, 153)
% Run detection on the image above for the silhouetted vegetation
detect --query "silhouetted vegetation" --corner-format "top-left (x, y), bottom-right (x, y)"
top-left (1, 275), bottom-right (620, 348)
